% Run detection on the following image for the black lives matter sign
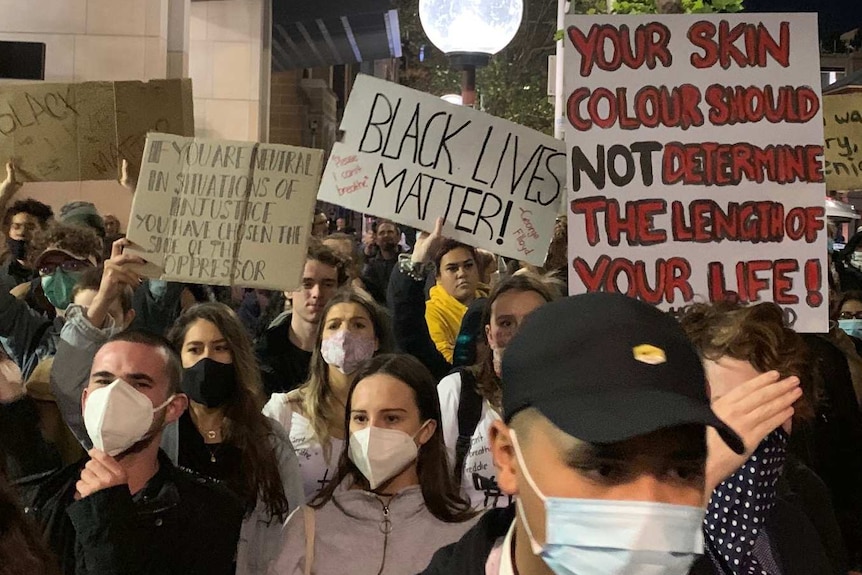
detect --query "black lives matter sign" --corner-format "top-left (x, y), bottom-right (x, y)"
top-left (318, 75), bottom-right (565, 265)
top-left (564, 14), bottom-right (827, 331)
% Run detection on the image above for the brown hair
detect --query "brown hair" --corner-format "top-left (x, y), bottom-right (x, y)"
top-left (72, 266), bottom-right (134, 313)
top-left (31, 222), bottom-right (102, 264)
top-left (433, 239), bottom-right (478, 277)
top-left (168, 303), bottom-right (290, 520)
top-left (307, 239), bottom-right (349, 287)
top-left (104, 329), bottom-right (183, 395)
top-left (0, 477), bottom-right (59, 575)
top-left (311, 354), bottom-right (475, 523)
top-left (469, 273), bottom-right (563, 410)
top-left (292, 288), bottom-right (394, 456)
top-left (679, 301), bottom-right (816, 421)
top-left (831, 290), bottom-right (862, 320)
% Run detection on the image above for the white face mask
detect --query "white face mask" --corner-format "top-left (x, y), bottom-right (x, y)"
top-left (510, 430), bottom-right (704, 575)
top-left (84, 379), bottom-right (174, 456)
top-left (348, 423), bottom-right (429, 490)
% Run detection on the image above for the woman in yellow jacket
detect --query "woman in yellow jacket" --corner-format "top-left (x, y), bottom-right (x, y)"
top-left (424, 239), bottom-right (487, 363)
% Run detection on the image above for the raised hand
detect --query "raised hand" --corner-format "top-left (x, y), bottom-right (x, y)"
top-left (704, 370), bottom-right (801, 495)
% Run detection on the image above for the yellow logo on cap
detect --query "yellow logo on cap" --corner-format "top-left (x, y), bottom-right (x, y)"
top-left (633, 344), bottom-right (666, 365)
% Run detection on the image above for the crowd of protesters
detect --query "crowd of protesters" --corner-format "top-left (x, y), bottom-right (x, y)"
top-left (1, 159), bottom-right (861, 575)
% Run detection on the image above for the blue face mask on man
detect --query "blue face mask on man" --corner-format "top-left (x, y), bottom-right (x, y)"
top-left (839, 318), bottom-right (862, 339)
top-left (510, 430), bottom-right (704, 575)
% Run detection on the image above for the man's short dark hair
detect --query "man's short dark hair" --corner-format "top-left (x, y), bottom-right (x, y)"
top-left (373, 219), bottom-right (399, 234)
top-left (72, 266), bottom-right (134, 313)
top-left (433, 239), bottom-right (478, 276)
top-left (101, 330), bottom-right (183, 395)
top-left (307, 240), bottom-right (349, 286)
top-left (4, 199), bottom-right (53, 228)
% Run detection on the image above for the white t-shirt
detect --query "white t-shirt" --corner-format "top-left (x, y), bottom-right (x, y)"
top-left (437, 372), bottom-right (510, 510)
top-left (263, 393), bottom-right (344, 503)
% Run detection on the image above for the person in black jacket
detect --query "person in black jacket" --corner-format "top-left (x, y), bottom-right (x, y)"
top-left (256, 242), bottom-right (348, 396)
top-left (15, 330), bottom-right (243, 575)
top-left (422, 293), bottom-right (751, 575)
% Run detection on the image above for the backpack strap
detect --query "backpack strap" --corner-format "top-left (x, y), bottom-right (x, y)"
top-left (303, 506), bottom-right (315, 575)
top-left (453, 367), bottom-right (483, 487)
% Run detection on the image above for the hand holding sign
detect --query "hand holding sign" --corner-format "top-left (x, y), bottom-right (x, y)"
top-left (87, 238), bottom-right (144, 329)
top-left (412, 217), bottom-right (446, 266)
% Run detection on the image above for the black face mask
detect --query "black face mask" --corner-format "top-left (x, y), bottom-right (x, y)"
top-left (7, 237), bottom-right (27, 261)
top-left (181, 358), bottom-right (238, 408)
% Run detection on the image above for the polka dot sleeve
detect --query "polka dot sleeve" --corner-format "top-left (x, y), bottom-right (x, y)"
top-left (703, 429), bottom-right (788, 575)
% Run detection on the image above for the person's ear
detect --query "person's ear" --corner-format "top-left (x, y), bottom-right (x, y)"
top-left (373, 336), bottom-right (380, 353)
top-left (123, 309), bottom-right (136, 329)
top-left (81, 387), bottom-right (91, 415)
top-left (417, 419), bottom-right (437, 446)
top-left (164, 393), bottom-right (189, 424)
top-left (485, 323), bottom-right (494, 348)
top-left (490, 421), bottom-right (519, 496)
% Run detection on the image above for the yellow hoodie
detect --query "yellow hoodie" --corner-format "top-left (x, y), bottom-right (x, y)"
top-left (425, 283), bottom-right (489, 363)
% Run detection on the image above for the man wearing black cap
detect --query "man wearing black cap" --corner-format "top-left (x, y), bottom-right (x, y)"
top-left (421, 292), bottom-right (753, 575)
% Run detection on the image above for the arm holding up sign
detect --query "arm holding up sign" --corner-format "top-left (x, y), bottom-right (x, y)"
top-left (387, 218), bottom-right (452, 381)
top-left (0, 161), bottom-right (22, 219)
top-left (51, 239), bottom-right (140, 449)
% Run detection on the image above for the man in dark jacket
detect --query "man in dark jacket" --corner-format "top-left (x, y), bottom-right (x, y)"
top-left (256, 242), bottom-right (348, 395)
top-left (16, 330), bottom-right (243, 575)
top-left (421, 293), bottom-right (750, 575)
top-left (362, 219), bottom-right (402, 305)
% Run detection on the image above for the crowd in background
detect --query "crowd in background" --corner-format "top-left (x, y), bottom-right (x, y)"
top-left (0, 157), bottom-right (861, 575)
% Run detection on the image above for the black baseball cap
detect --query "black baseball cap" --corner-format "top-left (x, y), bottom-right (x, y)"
top-left (501, 292), bottom-right (744, 454)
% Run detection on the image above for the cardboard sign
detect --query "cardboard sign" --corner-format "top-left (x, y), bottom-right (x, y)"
top-left (0, 79), bottom-right (193, 182)
top-left (126, 133), bottom-right (323, 290)
top-left (564, 14), bottom-right (828, 332)
top-left (824, 93), bottom-right (862, 192)
top-left (317, 74), bottom-right (565, 265)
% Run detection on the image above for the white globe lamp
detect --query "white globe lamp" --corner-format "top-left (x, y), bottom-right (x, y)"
top-left (419, 0), bottom-right (523, 107)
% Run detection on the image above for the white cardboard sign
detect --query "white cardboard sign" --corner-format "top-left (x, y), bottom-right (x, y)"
top-left (565, 14), bottom-right (828, 332)
top-left (318, 74), bottom-right (566, 265)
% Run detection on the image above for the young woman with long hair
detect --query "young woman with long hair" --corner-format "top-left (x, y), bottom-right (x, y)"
top-left (269, 354), bottom-right (479, 575)
top-left (263, 287), bottom-right (393, 502)
top-left (437, 272), bottom-right (562, 509)
top-left (167, 302), bottom-right (303, 575)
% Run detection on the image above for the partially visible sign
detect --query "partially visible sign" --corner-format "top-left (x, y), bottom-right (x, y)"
top-left (0, 79), bottom-right (193, 182)
top-left (824, 93), bottom-right (862, 191)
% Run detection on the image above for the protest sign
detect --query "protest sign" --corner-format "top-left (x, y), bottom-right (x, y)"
top-left (824, 93), bottom-right (862, 191)
top-left (126, 133), bottom-right (323, 290)
top-left (317, 74), bottom-right (565, 265)
top-left (0, 79), bottom-right (193, 182)
top-left (564, 14), bottom-right (828, 332)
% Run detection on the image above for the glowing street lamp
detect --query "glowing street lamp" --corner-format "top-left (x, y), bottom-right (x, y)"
top-left (419, 0), bottom-right (523, 107)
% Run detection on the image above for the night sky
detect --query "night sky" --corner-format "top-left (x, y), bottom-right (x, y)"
top-left (745, 0), bottom-right (862, 35)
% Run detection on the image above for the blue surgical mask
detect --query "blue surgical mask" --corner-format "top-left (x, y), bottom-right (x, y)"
top-left (510, 430), bottom-right (704, 575)
top-left (839, 319), bottom-right (862, 339)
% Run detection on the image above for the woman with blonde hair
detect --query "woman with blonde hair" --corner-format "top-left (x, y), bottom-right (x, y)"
top-left (167, 302), bottom-right (303, 575)
top-left (264, 288), bottom-right (393, 502)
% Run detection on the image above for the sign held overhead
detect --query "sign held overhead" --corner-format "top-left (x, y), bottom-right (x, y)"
top-left (317, 74), bottom-right (566, 265)
top-left (126, 133), bottom-right (323, 291)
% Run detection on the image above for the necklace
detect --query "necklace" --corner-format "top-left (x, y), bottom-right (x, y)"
top-left (205, 443), bottom-right (222, 463)
top-left (206, 428), bottom-right (221, 440)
